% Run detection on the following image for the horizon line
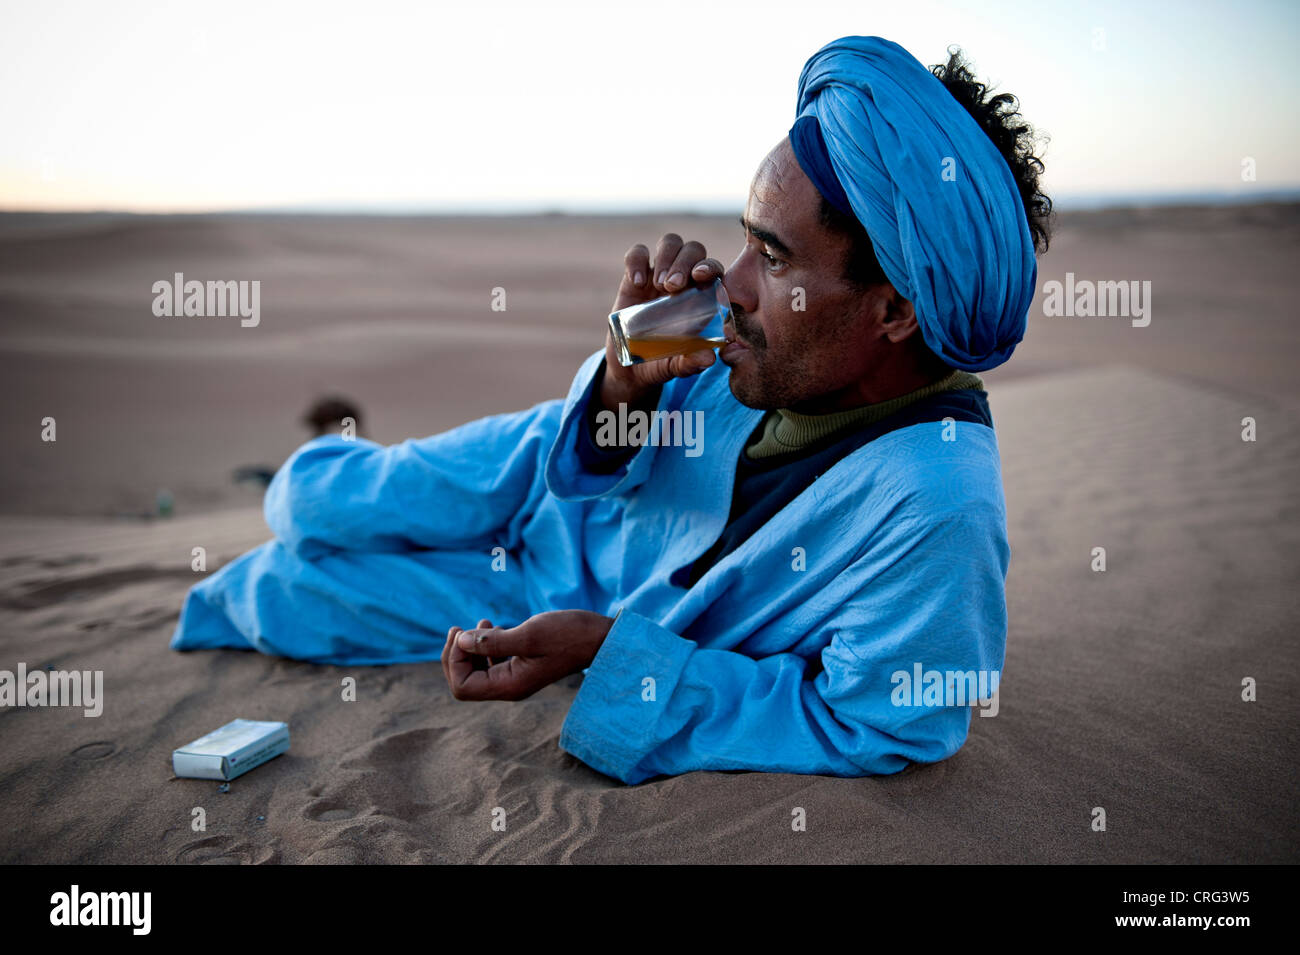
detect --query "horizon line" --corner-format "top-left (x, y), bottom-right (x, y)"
top-left (4, 187), bottom-right (1300, 218)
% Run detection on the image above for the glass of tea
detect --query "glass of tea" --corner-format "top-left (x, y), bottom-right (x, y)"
top-left (608, 278), bottom-right (729, 366)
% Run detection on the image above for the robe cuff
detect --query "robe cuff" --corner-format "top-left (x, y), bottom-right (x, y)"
top-left (559, 608), bottom-right (695, 783)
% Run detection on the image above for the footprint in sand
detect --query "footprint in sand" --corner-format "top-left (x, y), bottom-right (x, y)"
top-left (304, 801), bottom-right (358, 822)
top-left (176, 836), bottom-right (245, 864)
top-left (176, 836), bottom-right (274, 864)
top-left (71, 741), bottom-right (115, 760)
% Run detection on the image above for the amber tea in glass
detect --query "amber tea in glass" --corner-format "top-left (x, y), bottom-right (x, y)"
top-left (608, 278), bottom-right (729, 366)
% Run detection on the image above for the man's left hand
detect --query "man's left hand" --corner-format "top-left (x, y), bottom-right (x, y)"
top-left (441, 610), bottom-right (615, 701)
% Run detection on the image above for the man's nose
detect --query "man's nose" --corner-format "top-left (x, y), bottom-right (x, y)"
top-left (721, 252), bottom-right (752, 316)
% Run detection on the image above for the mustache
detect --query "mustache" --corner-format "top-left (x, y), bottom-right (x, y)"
top-left (730, 307), bottom-right (764, 347)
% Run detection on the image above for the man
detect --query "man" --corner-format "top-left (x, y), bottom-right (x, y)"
top-left (172, 36), bottom-right (1051, 785)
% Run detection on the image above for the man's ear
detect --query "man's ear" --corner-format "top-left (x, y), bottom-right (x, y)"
top-left (879, 287), bottom-right (921, 343)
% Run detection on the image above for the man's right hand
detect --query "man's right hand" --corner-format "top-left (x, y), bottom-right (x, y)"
top-left (600, 233), bottom-right (726, 412)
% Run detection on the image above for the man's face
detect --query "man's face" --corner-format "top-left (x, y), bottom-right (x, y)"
top-left (721, 137), bottom-right (890, 411)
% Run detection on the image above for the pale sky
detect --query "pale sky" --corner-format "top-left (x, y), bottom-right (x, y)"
top-left (2, 0), bottom-right (1297, 212)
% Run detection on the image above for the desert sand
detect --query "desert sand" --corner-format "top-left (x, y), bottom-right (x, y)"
top-left (1, 206), bottom-right (1297, 863)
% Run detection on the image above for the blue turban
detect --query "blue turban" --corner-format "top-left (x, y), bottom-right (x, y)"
top-left (789, 36), bottom-right (1036, 372)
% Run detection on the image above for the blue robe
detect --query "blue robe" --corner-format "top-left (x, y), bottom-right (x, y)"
top-left (172, 348), bottom-right (1009, 784)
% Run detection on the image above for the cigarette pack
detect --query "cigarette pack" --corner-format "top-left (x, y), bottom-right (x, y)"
top-left (172, 719), bottom-right (289, 781)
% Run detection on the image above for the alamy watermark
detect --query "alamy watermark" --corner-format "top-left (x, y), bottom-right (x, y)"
top-left (152, 272), bottom-right (260, 327)
top-left (595, 403), bottom-right (704, 458)
top-left (0, 663), bottom-right (103, 717)
top-left (891, 663), bottom-right (1000, 717)
top-left (1041, 272), bottom-right (1151, 327)
top-left (50, 885), bottom-right (150, 935)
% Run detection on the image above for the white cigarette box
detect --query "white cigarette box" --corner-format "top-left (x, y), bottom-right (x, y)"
top-left (172, 719), bottom-right (289, 781)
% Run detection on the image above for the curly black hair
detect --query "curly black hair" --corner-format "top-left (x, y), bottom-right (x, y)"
top-left (819, 45), bottom-right (1053, 290)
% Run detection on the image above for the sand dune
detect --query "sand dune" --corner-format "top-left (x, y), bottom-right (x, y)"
top-left (1, 208), bottom-right (1296, 863)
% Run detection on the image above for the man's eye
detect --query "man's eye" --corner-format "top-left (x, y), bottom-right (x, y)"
top-left (760, 250), bottom-right (781, 266)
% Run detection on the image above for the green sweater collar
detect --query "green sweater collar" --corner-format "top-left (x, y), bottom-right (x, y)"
top-left (745, 370), bottom-right (984, 459)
